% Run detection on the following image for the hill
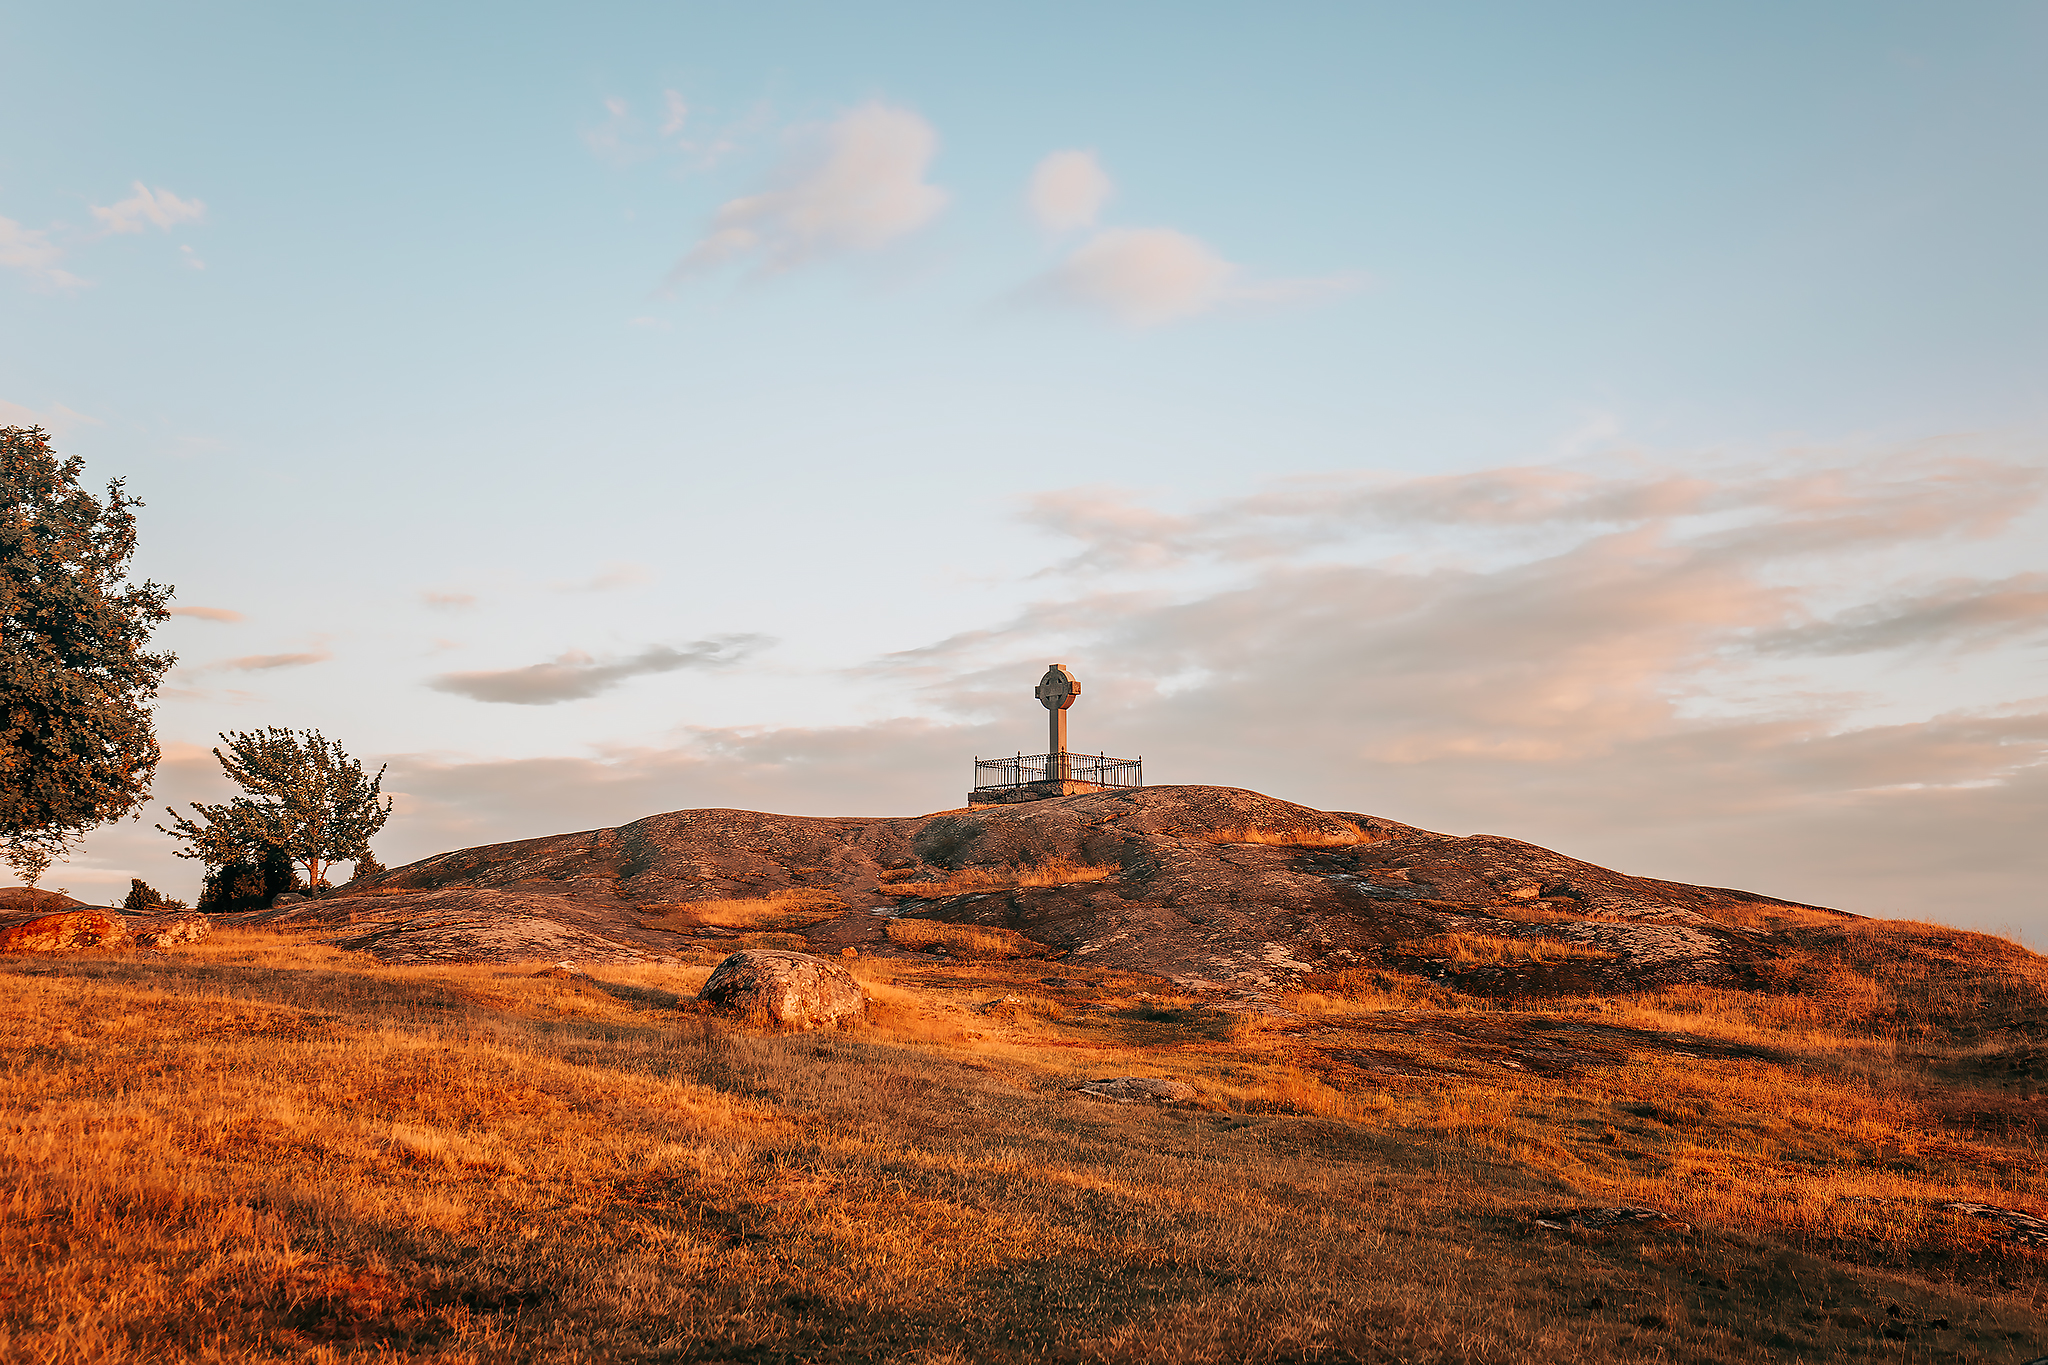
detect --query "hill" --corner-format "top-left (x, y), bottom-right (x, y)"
top-left (4, 786), bottom-right (2044, 1361)
top-left (255, 785), bottom-right (1849, 999)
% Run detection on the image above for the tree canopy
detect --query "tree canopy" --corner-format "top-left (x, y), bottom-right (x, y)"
top-left (1, 426), bottom-right (175, 878)
top-left (159, 728), bottom-right (392, 890)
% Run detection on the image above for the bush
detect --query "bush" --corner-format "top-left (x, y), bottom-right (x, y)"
top-left (195, 846), bottom-right (303, 913)
top-left (122, 878), bottom-right (164, 912)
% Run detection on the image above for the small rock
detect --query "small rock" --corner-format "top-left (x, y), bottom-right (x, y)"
top-left (840, 947), bottom-right (859, 958)
top-left (533, 961), bottom-right (588, 979)
top-left (0, 909), bottom-right (131, 954)
top-left (1533, 1205), bottom-right (1691, 1235)
top-left (272, 892), bottom-right (306, 906)
top-left (698, 950), bottom-right (866, 1029)
top-left (134, 913), bottom-right (210, 948)
top-left (1071, 1076), bottom-right (1197, 1104)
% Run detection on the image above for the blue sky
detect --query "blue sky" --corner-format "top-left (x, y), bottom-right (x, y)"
top-left (6, 2), bottom-right (2047, 935)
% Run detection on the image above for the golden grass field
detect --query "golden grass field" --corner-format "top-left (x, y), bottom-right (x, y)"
top-left (3, 917), bottom-right (2045, 1363)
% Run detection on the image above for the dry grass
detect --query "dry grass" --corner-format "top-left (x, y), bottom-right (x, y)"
top-left (1202, 825), bottom-right (1363, 848)
top-left (2, 921), bottom-right (2045, 1362)
top-left (1405, 932), bottom-right (1617, 964)
top-left (881, 858), bottom-right (1118, 899)
top-left (639, 887), bottom-right (846, 932)
top-left (882, 918), bottom-right (1046, 959)
top-left (1690, 900), bottom-right (1854, 933)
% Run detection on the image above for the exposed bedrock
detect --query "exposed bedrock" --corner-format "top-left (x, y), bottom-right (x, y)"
top-left (264, 785), bottom-right (1842, 992)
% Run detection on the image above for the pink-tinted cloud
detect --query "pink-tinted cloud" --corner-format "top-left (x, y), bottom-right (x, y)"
top-left (671, 103), bottom-right (948, 279)
top-left (1029, 150), bottom-right (1113, 232)
top-left (0, 219), bottom-right (85, 291)
top-left (208, 650), bottom-right (331, 672)
top-left (44, 445), bottom-right (2048, 941)
top-left (90, 182), bottom-right (206, 235)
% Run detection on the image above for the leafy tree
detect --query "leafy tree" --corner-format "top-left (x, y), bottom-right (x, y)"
top-left (159, 728), bottom-right (392, 890)
top-left (122, 877), bottom-right (164, 911)
top-left (1, 426), bottom-right (175, 882)
top-left (351, 850), bottom-right (386, 882)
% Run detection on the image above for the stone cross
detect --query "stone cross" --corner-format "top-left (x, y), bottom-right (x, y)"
top-left (1035, 663), bottom-right (1080, 777)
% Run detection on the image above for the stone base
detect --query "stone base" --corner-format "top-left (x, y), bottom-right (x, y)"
top-left (967, 779), bottom-right (1115, 807)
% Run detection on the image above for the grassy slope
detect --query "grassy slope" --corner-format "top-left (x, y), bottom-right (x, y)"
top-left (2, 923), bottom-right (2045, 1364)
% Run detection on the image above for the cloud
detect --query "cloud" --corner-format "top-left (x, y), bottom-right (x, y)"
top-left (179, 244), bottom-right (205, 270)
top-left (670, 103), bottom-right (948, 279)
top-left (1025, 230), bottom-right (1363, 328)
top-left (1018, 452), bottom-right (2046, 574)
top-left (48, 445), bottom-right (2048, 939)
top-left (208, 651), bottom-right (331, 672)
top-left (661, 90), bottom-right (689, 138)
top-left (583, 97), bottom-right (640, 165)
top-left (552, 562), bottom-right (651, 593)
top-left (429, 634), bottom-right (772, 705)
top-left (0, 217), bottom-right (85, 291)
top-left (1029, 150), bottom-right (1113, 232)
top-left (1752, 574), bottom-right (2048, 657)
top-left (0, 398), bottom-right (101, 433)
top-left (90, 182), bottom-right (206, 235)
top-left (167, 606), bottom-right (242, 622)
top-left (1033, 228), bottom-right (1235, 326)
top-left (420, 590), bottom-right (477, 611)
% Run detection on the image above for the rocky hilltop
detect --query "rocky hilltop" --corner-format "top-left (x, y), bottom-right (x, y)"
top-left (258, 785), bottom-right (1845, 997)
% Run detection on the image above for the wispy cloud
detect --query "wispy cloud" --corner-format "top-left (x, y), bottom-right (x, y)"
top-left (1751, 574), bottom-right (2048, 657)
top-left (1018, 149), bottom-right (1358, 326)
top-left (167, 606), bottom-right (242, 623)
top-left (1017, 453), bottom-right (2044, 574)
top-left (551, 563), bottom-right (651, 593)
top-left (90, 182), bottom-right (206, 236)
top-left (429, 634), bottom-right (772, 705)
top-left (1036, 227), bottom-right (1236, 326)
top-left (420, 590), bottom-right (477, 611)
top-left (660, 90), bottom-right (690, 138)
top-left (208, 650), bottom-right (331, 672)
top-left (669, 103), bottom-right (947, 281)
top-left (0, 216), bottom-right (85, 292)
top-left (583, 97), bottom-right (640, 167)
top-left (1029, 150), bottom-right (1113, 232)
top-left (0, 398), bottom-right (101, 433)
top-left (1025, 226), bottom-right (1360, 329)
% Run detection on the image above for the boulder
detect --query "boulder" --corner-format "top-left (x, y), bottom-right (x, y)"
top-left (0, 909), bottom-right (131, 954)
top-left (698, 950), bottom-right (865, 1028)
top-left (133, 913), bottom-right (210, 948)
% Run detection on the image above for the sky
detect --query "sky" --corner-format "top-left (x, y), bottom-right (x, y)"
top-left (4, 2), bottom-right (2046, 938)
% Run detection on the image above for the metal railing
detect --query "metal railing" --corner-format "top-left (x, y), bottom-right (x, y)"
top-left (973, 752), bottom-right (1143, 792)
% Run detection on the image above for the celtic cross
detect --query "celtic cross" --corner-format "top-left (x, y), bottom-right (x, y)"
top-left (1035, 663), bottom-right (1080, 776)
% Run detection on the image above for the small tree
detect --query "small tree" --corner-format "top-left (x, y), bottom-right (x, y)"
top-left (1, 427), bottom-right (176, 877)
top-left (6, 842), bottom-right (51, 897)
top-left (159, 728), bottom-right (392, 891)
top-left (351, 851), bottom-right (386, 882)
top-left (122, 877), bottom-right (164, 911)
